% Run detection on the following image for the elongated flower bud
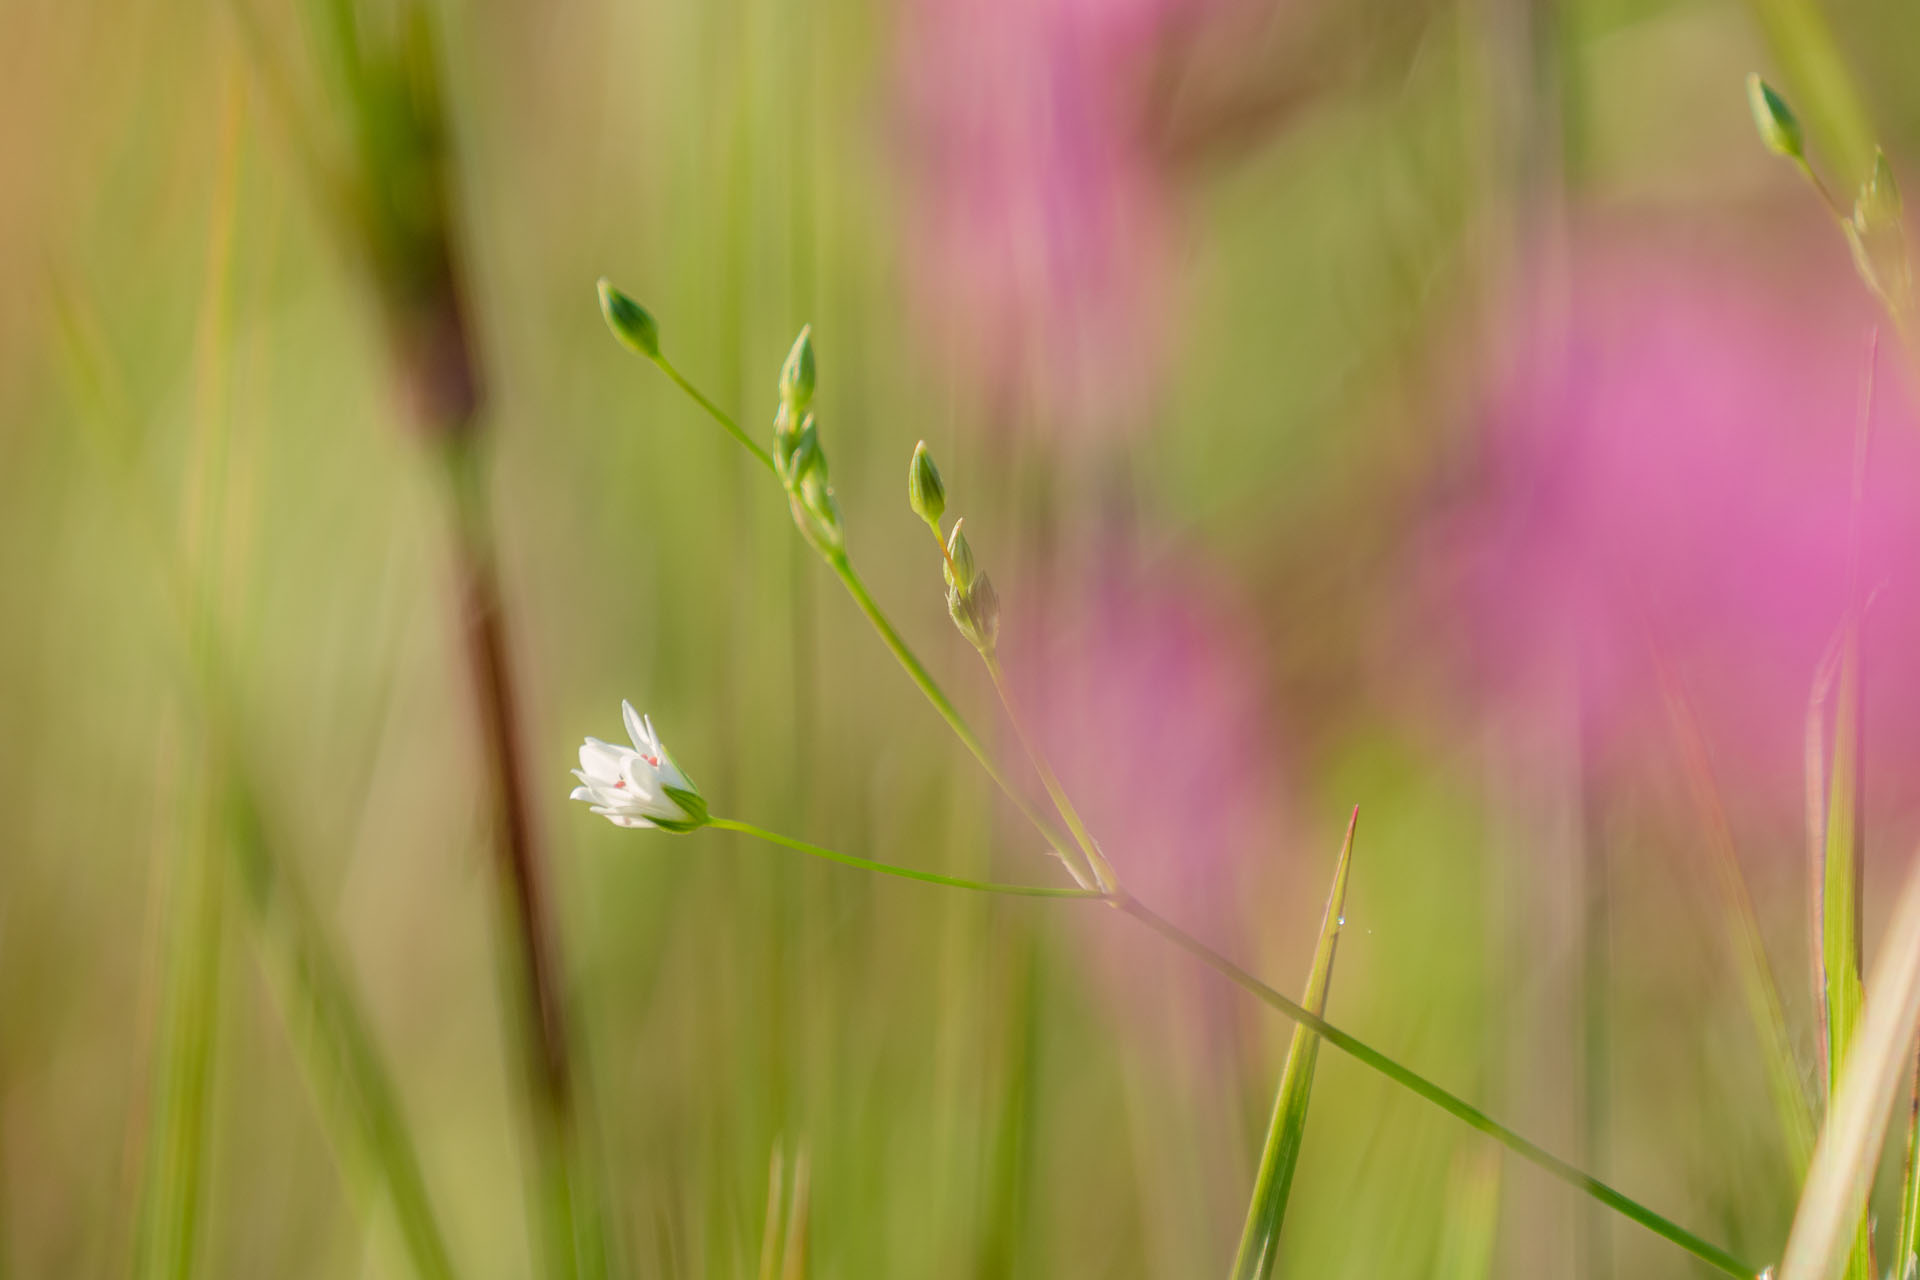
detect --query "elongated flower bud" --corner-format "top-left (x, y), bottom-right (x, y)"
top-left (779, 326), bottom-right (815, 414)
top-left (944, 519), bottom-right (977, 591)
top-left (598, 278), bottom-right (660, 358)
top-left (909, 441), bottom-right (947, 526)
top-left (1746, 74), bottom-right (1804, 161)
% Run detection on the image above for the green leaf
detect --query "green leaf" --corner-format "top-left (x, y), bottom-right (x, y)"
top-left (1822, 620), bottom-right (1871, 1280)
top-left (1228, 806), bottom-right (1359, 1280)
top-left (132, 781), bottom-right (226, 1280)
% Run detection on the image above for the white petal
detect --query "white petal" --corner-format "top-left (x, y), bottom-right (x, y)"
top-left (642, 714), bottom-right (663, 754)
top-left (568, 786), bottom-right (595, 802)
top-left (579, 739), bottom-right (628, 783)
top-left (622, 701), bottom-right (649, 754)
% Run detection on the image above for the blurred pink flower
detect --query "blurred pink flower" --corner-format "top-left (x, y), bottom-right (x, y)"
top-left (1434, 229), bottom-right (1920, 829)
top-left (894, 0), bottom-right (1198, 438)
top-left (1002, 543), bottom-right (1285, 1016)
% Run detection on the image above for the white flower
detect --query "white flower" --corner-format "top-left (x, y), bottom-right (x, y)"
top-left (569, 701), bottom-right (707, 831)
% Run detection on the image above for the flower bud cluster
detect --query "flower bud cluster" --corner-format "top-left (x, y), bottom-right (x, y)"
top-left (906, 442), bottom-right (1000, 654)
top-left (772, 327), bottom-right (844, 556)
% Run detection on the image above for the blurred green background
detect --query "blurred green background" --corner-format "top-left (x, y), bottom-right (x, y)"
top-left (8, 0), bottom-right (1920, 1275)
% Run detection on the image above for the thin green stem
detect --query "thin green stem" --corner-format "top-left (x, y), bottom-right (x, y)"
top-left (824, 554), bottom-right (1097, 890)
top-left (1115, 896), bottom-right (1756, 1278)
top-left (653, 353), bottom-right (777, 474)
top-left (708, 817), bottom-right (1104, 898)
top-left (980, 652), bottom-right (1116, 891)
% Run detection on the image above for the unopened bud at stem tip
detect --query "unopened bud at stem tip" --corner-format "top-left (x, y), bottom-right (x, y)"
top-left (1746, 73), bottom-right (1804, 161)
top-left (909, 441), bottom-right (947, 525)
top-left (945, 519), bottom-right (977, 591)
top-left (780, 325), bottom-right (816, 413)
top-left (597, 278), bottom-right (661, 359)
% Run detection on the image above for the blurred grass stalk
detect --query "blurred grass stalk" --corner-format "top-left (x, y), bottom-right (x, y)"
top-left (1810, 339), bottom-right (1877, 1280)
top-left (55, 60), bottom-right (460, 1280)
top-left (1228, 807), bottom-right (1357, 1280)
top-left (1777, 841), bottom-right (1920, 1280)
top-left (263, 0), bottom-right (607, 1271)
top-left (1656, 661), bottom-right (1815, 1173)
top-left (130, 61), bottom-right (245, 1280)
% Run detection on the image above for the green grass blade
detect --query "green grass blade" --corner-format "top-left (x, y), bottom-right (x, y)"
top-left (1818, 338), bottom-right (1877, 1280)
top-left (131, 782), bottom-right (226, 1280)
top-left (1228, 806), bottom-right (1359, 1280)
top-left (1777, 844), bottom-right (1920, 1280)
top-left (132, 75), bottom-right (243, 1277)
top-left (221, 776), bottom-right (459, 1280)
top-left (1893, 1057), bottom-right (1920, 1280)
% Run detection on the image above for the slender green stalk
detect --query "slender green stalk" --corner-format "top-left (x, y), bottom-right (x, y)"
top-left (708, 818), bottom-right (1103, 898)
top-left (1116, 896), bottom-right (1756, 1278)
top-left (651, 354), bottom-right (777, 473)
top-left (824, 555), bottom-right (1096, 889)
top-left (980, 652), bottom-right (1116, 891)
top-left (1229, 807), bottom-right (1358, 1279)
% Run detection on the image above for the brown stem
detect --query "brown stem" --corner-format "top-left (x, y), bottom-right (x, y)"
top-left (442, 441), bottom-right (572, 1117)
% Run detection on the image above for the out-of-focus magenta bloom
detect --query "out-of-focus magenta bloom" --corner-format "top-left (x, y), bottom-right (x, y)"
top-left (1436, 231), bottom-right (1920, 826)
top-left (1003, 545), bottom-right (1284, 1013)
top-left (894, 0), bottom-right (1196, 438)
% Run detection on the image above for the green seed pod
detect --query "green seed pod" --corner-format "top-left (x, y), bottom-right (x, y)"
top-left (598, 278), bottom-right (660, 358)
top-left (779, 325), bottom-right (816, 414)
top-left (1746, 74), bottom-right (1804, 161)
top-left (908, 441), bottom-right (947, 526)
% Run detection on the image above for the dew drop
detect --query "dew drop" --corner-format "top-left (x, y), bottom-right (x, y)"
top-left (1336, 915), bottom-right (1346, 927)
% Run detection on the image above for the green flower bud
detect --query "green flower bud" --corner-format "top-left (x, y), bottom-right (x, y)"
top-left (908, 441), bottom-right (947, 525)
top-left (948, 572), bottom-right (1000, 653)
top-left (597, 278), bottom-right (660, 358)
top-left (784, 421), bottom-right (823, 484)
top-left (944, 519), bottom-right (977, 592)
top-left (1746, 74), bottom-right (1803, 161)
top-left (779, 325), bottom-right (815, 414)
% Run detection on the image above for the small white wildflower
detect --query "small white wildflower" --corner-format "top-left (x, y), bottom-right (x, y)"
top-left (569, 701), bottom-right (708, 832)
